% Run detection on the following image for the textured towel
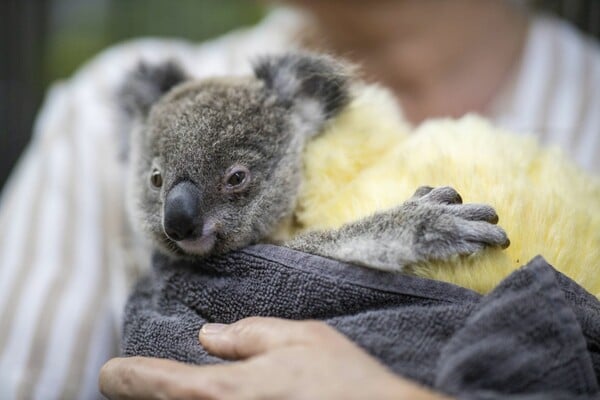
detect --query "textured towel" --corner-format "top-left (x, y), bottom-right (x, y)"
top-left (122, 245), bottom-right (600, 399)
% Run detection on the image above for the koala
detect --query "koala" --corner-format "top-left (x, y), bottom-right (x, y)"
top-left (120, 53), bottom-right (509, 272)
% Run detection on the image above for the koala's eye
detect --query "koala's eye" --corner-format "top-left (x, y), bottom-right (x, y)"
top-left (228, 171), bottom-right (246, 186)
top-left (224, 165), bottom-right (251, 192)
top-left (150, 169), bottom-right (163, 188)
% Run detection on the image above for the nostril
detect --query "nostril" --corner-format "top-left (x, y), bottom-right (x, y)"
top-left (164, 226), bottom-right (184, 242)
top-left (164, 214), bottom-right (200, 242)
top-left (164, 225), bottom-right (198, 242)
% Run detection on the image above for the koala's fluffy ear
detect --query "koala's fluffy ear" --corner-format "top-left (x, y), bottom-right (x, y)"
top-left (120, 60), bottom-right (188, 118)
top-left (253, 53), bottom-right (351, 134)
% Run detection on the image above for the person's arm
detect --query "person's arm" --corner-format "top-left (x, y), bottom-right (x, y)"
top-left (0, 76), bottom-right (124, 399)
top-left (100, 317), bottom-right (451, 400)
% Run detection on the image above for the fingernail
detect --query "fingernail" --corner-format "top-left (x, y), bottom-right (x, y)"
top-left (201, 323), bottom-right (228, 335)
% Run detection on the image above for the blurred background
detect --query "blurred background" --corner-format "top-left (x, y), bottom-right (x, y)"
top-left (0, 0), bottom-right (598, 190)
top-left (0, 0), bottom-right (266, 191)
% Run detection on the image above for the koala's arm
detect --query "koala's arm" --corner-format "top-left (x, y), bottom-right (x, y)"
top-left (285, 186), bottom-right (510, 272)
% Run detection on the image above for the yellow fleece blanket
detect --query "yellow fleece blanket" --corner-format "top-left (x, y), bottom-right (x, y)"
top-left (286, 85), bottom-right (600, 296)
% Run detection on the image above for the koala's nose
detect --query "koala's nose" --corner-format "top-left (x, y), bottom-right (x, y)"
top-left (163, 181), bottom-right (202, 241)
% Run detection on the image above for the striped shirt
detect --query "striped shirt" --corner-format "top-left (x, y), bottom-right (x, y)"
top-left (489, 14), bottom-right (600, 173)
top-left (0, 9), bottom-right (598, 399)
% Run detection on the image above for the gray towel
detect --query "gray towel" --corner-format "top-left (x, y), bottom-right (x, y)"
top-left (122, 245), bottom-right (600, 399)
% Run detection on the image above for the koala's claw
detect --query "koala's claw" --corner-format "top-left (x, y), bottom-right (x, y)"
top-left (448, 203), bottom-right (499, 224)
top-left (458, 220), bottom-right (510, 249)
top-left (416, 215), bottom-right (510, 262)
top-left (405, 186), bottom-right (510, 262)
top-left (411, 186), bottom-right (435, 199)
top-left (420, 186), bottom-right (463, 205)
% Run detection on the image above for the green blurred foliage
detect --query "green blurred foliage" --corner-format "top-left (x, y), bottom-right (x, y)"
top-left (44, 0), bottom-right (266, 86)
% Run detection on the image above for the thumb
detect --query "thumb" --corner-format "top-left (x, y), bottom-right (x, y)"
top-left (199, 317), bottom-right (337, 360)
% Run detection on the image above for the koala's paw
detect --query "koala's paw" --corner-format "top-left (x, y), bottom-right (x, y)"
top-left (405, 186), bottom-right (509, 261)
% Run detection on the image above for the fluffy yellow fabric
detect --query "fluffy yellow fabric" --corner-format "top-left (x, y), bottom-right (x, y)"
top-left (293, 85), bottom-right (600, 296)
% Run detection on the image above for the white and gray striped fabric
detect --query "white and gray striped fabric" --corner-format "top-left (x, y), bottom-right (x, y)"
top-left (489, 14), bottom-right (600, 172)
top-left (0, 10), bottom-right (598, 399)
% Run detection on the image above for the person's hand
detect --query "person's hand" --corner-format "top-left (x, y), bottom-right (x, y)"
top-left (99, 317), bottom-right (449, 399)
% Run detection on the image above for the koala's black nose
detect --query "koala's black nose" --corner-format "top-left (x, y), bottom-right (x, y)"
top-left (163, 181), bottom-right (201, 241)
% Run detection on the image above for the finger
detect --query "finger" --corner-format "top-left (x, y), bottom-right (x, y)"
top-left (100, 356), bottom-right (263, 400)
top-left (199, 317), bottom-right (339, 360)
top-left (99, 356), bottom-right (216, 400)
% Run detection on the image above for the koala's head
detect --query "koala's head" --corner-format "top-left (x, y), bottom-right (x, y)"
top-left (121, 53), bottom-right (350, 258)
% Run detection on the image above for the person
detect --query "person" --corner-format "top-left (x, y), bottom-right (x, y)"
top-left (0, 1), bottom-right (598, 398)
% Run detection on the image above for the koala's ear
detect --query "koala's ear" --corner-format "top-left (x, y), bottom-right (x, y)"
top-left (253, 53), bottom-right (351, 131)
top-left (119, 60), bottom-right (188, 118)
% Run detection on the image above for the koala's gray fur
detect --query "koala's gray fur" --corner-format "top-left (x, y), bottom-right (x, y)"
top-left (121, 52), bottom-right (509, 272)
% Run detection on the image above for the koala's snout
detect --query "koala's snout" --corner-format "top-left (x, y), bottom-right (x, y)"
top-left (163, 181), bottom-right (202, 242)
